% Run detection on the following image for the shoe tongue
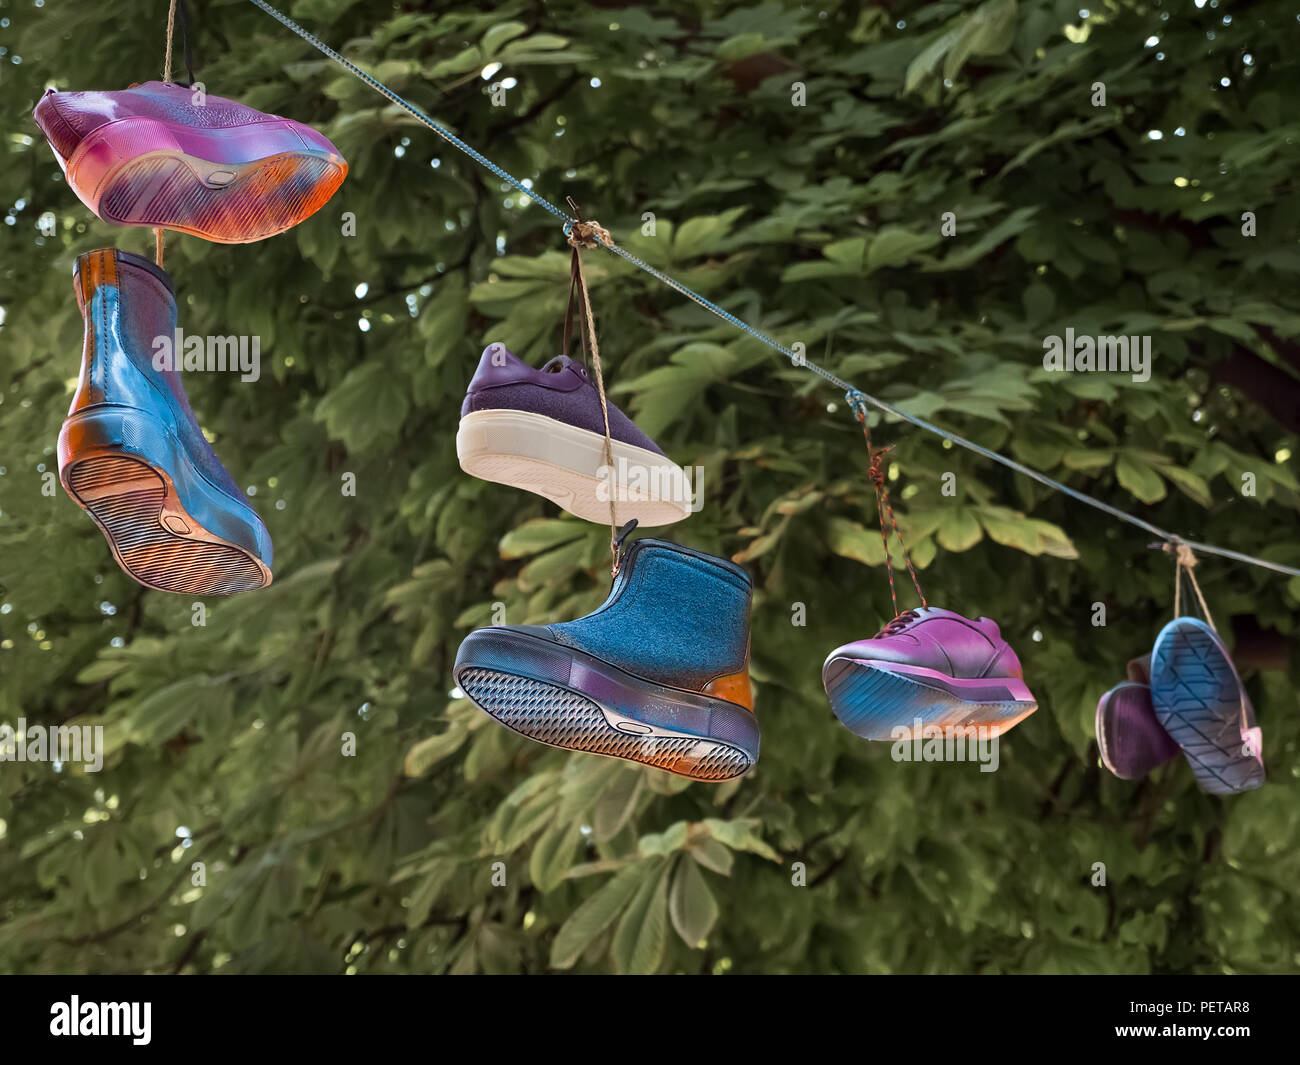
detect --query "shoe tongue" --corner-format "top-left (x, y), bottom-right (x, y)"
top-left (540, 354), bottom-right (580, 375)
top-left (1126, 653), bottom-right (1153, 685)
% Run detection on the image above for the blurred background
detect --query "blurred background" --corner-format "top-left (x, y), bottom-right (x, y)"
top-left (0, 0), bottom-right (1297, 974)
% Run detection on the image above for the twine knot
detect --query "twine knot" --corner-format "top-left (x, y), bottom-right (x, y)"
top-left (1160, 540), bottom-right (1198, 570)
top-left (868, 445), bottom-right (893, 489)
top-left (566, 219), bottom-right (611, 250)
top-left (845, 389), bottom-right (868, 423)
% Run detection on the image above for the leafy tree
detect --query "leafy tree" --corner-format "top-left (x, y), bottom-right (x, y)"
top-left (1, 0), bottom-right (1297, 974)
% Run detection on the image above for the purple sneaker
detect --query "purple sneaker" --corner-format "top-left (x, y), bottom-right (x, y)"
top-left (456, 343), bottom-right (692, 526)
top-left (822, 607), bottom-right (1037, 740)
top-left (1096, 656), bottom-right (1179, 780)
top-left (1150, 617), bottom-right (1265, 795)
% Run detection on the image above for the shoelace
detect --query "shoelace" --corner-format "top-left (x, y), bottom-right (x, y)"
top-left (874, 609), bottom-right (921, 638)
top-left (846, 391), bottom-right (927, 621)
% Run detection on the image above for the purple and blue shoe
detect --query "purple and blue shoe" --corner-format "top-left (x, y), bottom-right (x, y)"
top-left (456, 343), bottom-right (692, 527)
top-left (1150, 617), bottom-right (1265, 795)
top-left (33, 81), bottom-right (346, 244)
top-left (58, 249), bottom-right (272, 595)
top-left (822, 607), bottom-right (1037, 740)
top-left (453, 537), bottom-right (757, 781)
top-left (1096, 655), bottom-right (1180, 780)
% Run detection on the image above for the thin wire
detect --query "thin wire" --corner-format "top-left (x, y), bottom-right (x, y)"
top-left (245, 0), bottom-right (568, 225)
top-left (246, 0), bottom-right (1300, 581)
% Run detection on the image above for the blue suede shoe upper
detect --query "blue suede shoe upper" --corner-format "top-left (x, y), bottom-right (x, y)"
top-left (548, 539), bottom-right (751, 691)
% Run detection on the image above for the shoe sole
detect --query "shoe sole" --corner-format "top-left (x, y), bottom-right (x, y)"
top-left (457, 409), bottom-right (692, 527)
top-left (822, 657), bottom-right (1037, 741)
top-left (1150, 617), bottom-right (1265, 795)
top-left (65, 115), bottom-right (346, 243)
top-left (454, 628), bottom-right (758, 781)
top-left (59, 407), bottom-right (271, 596)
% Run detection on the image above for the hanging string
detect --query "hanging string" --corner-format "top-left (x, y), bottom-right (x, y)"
top-left (564, 202), bottom-right (620, 575)
top-left (847, 390), bottom-right (926, 617)
top-left (162, 0), bottom-right (178, 82)
top-left (155, 0), bottom-right (181, 269)
top-left (1161, 541), bottom-right (1217, 633)
top-left (243, 0), bottom-right (1300, 582)
top-left (1157, 541), bottom-right (1256, 742)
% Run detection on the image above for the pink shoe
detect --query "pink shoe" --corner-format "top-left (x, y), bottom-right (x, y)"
top-left (822, 608), bottom-right (1037, 740)
top-left (33, 81), bottom-right (346, 243)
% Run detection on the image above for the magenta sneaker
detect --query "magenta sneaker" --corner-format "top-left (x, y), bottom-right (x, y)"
top-left (457, 342), bottom-right (692, 526)
top-left (33, 82), bottom-right (346, 243)
top-left (822, 607), bottom-right (1037, 740)
top-left (1096, 657), bottom-right (1179, 780)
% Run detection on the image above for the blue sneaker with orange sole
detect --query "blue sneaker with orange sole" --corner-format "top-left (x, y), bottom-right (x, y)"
top-left (58, 248), bottom-right (272, 595)
top-left (1150, 616), bottom-right (1265, 795)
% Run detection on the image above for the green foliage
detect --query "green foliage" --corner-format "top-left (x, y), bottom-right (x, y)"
top-left (1, 0), bottom-right (1298, 974)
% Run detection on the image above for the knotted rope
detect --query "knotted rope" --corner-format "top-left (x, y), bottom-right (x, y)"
top-left (1162, 540), bottom-right (1217, 633)
top-left (847, 389), bottom-right (927, 619)
top-left (562, 202), bottom-right (620, 575)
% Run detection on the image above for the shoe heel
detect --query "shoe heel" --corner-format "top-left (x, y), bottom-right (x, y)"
top-left (59, 407), bottom-right (271, 596)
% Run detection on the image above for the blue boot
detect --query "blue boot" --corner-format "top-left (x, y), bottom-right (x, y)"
top-left (58, 248), bottom-right (272, 595)
top-left (454, 537), bottom-right (759, 781)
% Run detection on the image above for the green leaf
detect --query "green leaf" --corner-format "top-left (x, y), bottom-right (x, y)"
top-left (315, 362), bottom-right (410, 453)
top-left (1115, 455), bottom-right (1168, 504)
top-left (687, 839), bottom-right (734, 877)
top-left (610, 858), bottom-right (670, 974)
top-left (1162, 465), bottom-right (1213, 507)
top-left (406, 859), bottom-right (457, 930)
top-left (404, 722), bottom-right (470, 777)
top-left (530, 820), bottom-right (583, 893)
top-left (942, 0), bottom-right (1018, 83)
top-left (669, 856), bottom-right (719, 949)
top-left (701, 819), bottom-right (780, 862)
top-left (827, 517), bottom-right (886, 566)
top-left (673, 208), bottom-right (748, 258)
top-left (592, 767), bottom-right (643, 843)
top-left (499, 519), bottom-right (587, 559)
top-left (549, 863), bottom-right (648, 970)
top-left (904, 25), bottom-right (964, 94)
top-left (481, 21), bottom-right (528, 55)
top-left (935, 509), bottom-right (984, 552)
top-left (867, 226), bottom-right (942, 272)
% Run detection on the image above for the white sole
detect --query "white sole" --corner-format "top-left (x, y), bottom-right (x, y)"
top-left (456, 409), bottom-right (692, 527)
